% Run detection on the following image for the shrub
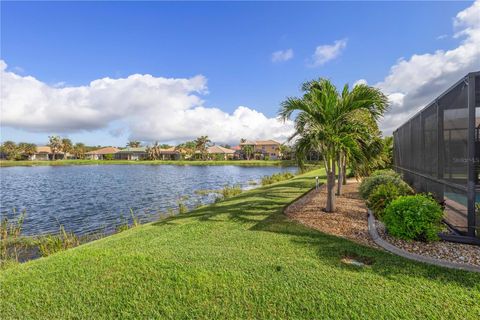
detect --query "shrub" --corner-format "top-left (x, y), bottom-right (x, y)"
top-left (261, 172), bottom-right (295, 186)
top-left (383, 194), bottom-right (443, 242)
top-left (367, 183), bottom-right (406, 220)
top-left (359, 174), bottom-right (412, 200)
top-left (370, 169), bottom-right (400, 178)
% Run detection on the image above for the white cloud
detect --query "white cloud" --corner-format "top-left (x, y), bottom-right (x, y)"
top-left (0, 62), bottom-right (293, 144)
top-left (353, 79), bottom-right (368, 87)
top-left (310, 38), bottom-right (347, 67)
top-left (378, 0), bottom-right (480, 135)
top-left (271, 49), bottom-right (294, 62)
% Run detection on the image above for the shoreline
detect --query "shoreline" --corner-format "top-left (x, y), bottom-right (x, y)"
top-left (0, 159), bottom-right (302, 168)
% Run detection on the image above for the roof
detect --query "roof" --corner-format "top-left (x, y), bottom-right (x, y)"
top-left (239, 140), bottom-right (281, 146)
top-left (231, 145), bottom-right (241, 151)
top-left (255, 140), bottom-right (281, 145)
top-left (239, 140), bottom-right (256, 146)
top-left (86, 147), bottom-right (120, 155)
top-left (207, 145), bottom-right (235, 154)
top-left (117, 147), bottom-right (147, 153)
top-left (36, 146), bottom-right (65, 154)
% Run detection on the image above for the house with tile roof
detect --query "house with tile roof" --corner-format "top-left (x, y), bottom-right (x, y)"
top-left (29, 146), bottom-right (69, 160)
top-left (115, 147), bottom-right (148, 160)
top-left (239, 140), bottom-right (282, 160)
top-left (85, 147), bottom-right (120, 160)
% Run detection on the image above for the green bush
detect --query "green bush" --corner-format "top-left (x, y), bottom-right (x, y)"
top-left (383, 194), bottom-right (443, 242)
top-left (359, 174), bottom-right (412, 200)
top-left (367, 182), bottom-right (407, 220)
top-left (370, 169), bottom-right (400, 178)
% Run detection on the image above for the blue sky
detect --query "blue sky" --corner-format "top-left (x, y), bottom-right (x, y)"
top-left (1, 1), bottom-right (479, 146)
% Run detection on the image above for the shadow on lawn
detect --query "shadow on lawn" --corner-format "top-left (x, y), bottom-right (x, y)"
top-left (153, 173), bottom-right (480, 287)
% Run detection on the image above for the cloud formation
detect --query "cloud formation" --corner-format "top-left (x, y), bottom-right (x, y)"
top-left (310, 38), bottom-right (347, 67)
top-left (271, 49), bottom-right (294, 63)
top-left (0, 61), bottom-right (293, 144)
top-left (378, 0), bottom-right (480, 135)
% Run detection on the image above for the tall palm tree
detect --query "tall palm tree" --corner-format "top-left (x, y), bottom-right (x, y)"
top-left (279, 78), bottom-right (388, 212)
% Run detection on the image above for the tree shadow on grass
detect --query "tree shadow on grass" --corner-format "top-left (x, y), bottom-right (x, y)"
top-left (153, 172), bottom-right (480, 287)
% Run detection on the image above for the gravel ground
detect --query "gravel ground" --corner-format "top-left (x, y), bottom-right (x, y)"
top-left (286, 180), bottom-right (480, 267)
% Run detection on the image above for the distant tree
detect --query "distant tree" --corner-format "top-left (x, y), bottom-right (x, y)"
top-left (1, 141), bottom-right (20, 160)
top-left (61, 138), bottom-right (73, 155)
top-left (175, 141), bottom-right (196, 159)
top-left (127, 140), bottom-right (141, 148)
top-left (221, 144), bottom-right (231, 149)
top-left (18, 142), bottom-right (37, 160)
top-left (279, 144), bottom-right (292, 160)
top-left (159, 144), bottom-right (172, 149)
top-left (146, 141), bottom-right (162, 160)
top-left (48, 136), bottom-right (62, 160)
top-left (194, 136), bottom-right (211, 160)
top-left (73, 143), bottom-right (86, 159)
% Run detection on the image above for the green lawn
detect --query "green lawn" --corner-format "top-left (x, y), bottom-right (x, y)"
top-left (0, 159), bottom-right (298, 167)
top-left (1, 169), bottom-right (479, 319)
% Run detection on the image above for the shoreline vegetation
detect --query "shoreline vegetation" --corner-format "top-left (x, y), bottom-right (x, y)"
top-left (0, 159), bottom-right (303, 168)
top-left (1, 169), bottom-right (479, 318)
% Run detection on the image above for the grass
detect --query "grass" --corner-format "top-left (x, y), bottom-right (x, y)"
top-left (0, 159), bottom-right (300, 167)
top-left (1, 169), bottom-right (479, 319)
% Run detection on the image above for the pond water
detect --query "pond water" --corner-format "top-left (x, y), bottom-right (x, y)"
top-left (0, 165), bottom-right (297, 236)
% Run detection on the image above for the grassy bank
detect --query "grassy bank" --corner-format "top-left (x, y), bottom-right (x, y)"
top-left (0, 159), bottom-right (299, 167)
top-left (1, 169), bottom-right (479, 319)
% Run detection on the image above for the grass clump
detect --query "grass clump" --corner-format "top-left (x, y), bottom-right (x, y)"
top-left (0, 210), bottom-right (25, 267)
top-left (383, 194), bottom-right (444, 242)
top-left (37, 226), bottom-right (80, 257)
top-left (261, 172), bottom-right (295, 186)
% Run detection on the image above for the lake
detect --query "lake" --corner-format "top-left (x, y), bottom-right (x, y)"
top-left (0, 165), bottom-right (297, 236)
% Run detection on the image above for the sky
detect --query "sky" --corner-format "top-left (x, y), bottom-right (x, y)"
top-left (1, 1), bottom-right (479, 146)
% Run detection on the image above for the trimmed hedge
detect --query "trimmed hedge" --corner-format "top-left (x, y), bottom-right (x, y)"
top-left (383, 194), bottom-right (443, 242)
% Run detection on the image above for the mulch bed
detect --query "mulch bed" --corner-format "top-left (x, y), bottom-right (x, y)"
top-left (286, 180), bottom-right (480, 268)
top-left (285, 180), bottom-right (378, 248)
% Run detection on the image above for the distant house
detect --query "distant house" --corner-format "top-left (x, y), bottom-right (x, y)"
top-left (29, 146), bottom-right (68, 160)
top-left (157, 147), bottom-right (181, 160)
top-left (207, 145), bottom-right (235, 160)
top-left (85, 147), bottom-right (120, 160)
top-left (239, 140), bottom-right (282, 160)
top-left (115, 147), bottom-right (148, 160)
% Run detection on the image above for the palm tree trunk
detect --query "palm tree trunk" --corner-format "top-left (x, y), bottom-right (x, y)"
top-left (337, 152), bottom-right (343, 195)
top-left (325, 156), bottom-right (336, 212)
top-left (342, 157), bottom-right (347, 185)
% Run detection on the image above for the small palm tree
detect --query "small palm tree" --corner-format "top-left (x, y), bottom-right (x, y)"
top-left (240, 138), bottom-right (254, 160)
top-left (1, 141), bottom-right (19, 160)
top-left (61, 138), bottom-right (73, 157)
top-left (279, 78), bottom-right (388, 212)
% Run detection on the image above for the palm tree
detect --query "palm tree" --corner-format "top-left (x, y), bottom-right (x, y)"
top-left (279, 78), bottom-right (388, 212)
top-left (194, 136), bottom-right (211, 160)
top-left (1, 141), bottom-right (19, 160)
top-left (48, 136), bottom-right (62, 160)
top-left (18, 143), bottom-right (37, 160)
top-left (61, 138), bottom-right (73, 157)
top-left (175, 141), bottom-right (196, 159)
top-left (73, 143), bottom-right (86, 159)
top-left (127, 140), bottom-right (141, 148)
top-left (240, 138), bottom-right (254, 160)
